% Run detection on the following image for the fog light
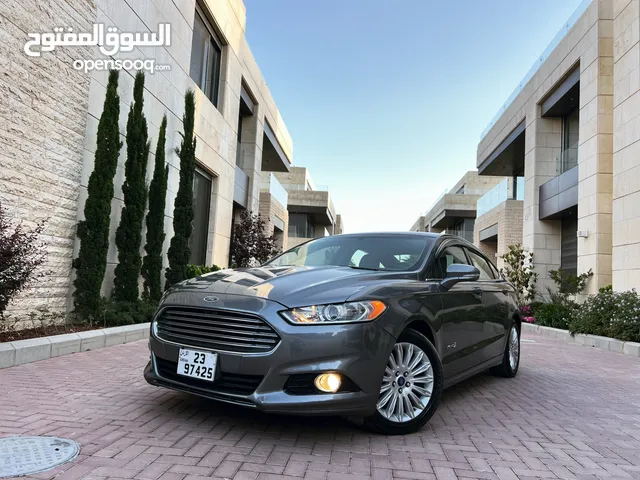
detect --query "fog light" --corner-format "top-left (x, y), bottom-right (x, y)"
top-left (314, 373), bottom-right (342, 393)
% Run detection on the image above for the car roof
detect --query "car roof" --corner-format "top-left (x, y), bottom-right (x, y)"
top-left (333, 231), bottom-right (442, 239)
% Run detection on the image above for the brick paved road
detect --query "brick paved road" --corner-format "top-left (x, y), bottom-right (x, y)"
top-left (1, 331), bottom-right (639, 480)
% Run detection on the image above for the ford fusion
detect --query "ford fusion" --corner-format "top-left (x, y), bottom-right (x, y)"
top-left (144, 232), bottom-right (520, 434)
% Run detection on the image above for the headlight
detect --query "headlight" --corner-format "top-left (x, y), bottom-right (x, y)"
top-left (281, 301), bottom-right (387, 325)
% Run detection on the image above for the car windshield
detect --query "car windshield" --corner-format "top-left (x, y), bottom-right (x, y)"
top-left (264, 235), bottom-right (434, 271)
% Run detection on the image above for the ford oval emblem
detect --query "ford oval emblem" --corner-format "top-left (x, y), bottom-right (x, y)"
top-left (203, 296), bottom-right (219, 303)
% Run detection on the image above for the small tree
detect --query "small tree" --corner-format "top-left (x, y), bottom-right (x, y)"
top-left (230, 210), bottom-right (280, 268)
top-left (73, 70), bottom-right (122, 318)
top-left (500, 244), bottom-right (538, 306)
top-left (166, 89), bottom-right (197, 288)
top-left (0, 202), bottom-right (47, 319)
top-left (113, 71), bottom-right (150, 302)
top-left (548, 268), bottom-right (593, 295)
top-left (142, 115), bottom-right (169, 302)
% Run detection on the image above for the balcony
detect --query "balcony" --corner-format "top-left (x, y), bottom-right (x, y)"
top-left (260, 173), bottom-right (288, 208)
top-left (476, 177), bottom-right (524, 217)
top-left (287, 190), bottom-right (336, 227)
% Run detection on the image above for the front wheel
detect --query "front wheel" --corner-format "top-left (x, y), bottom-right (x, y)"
top-left (364, 329), bottom-right (443, 435)
top-left (490, 323), bottom-right (520, 377)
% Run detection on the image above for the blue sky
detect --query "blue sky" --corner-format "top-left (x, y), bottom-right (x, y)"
top-left (243, 0), bottom-right (584, 233)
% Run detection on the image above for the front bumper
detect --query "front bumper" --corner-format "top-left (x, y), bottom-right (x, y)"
top-left (144, 294), bottom-right (396, 416)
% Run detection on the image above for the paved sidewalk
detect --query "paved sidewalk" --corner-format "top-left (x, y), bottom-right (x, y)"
top-left (0, 331), bottom-right (639, 480)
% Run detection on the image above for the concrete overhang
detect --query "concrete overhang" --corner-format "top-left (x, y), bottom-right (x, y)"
top-left (262, 121), bottom-right (290, 173)
top-left (539, 165), bottom-right (578, 220)
top-left (479, 223), bottom-right (499, 242)
top-left (426, 193), bottom-right (480, 229)
top-left (541, 65), bottom-right (580, 118)
top-left (478, 120), bottom-right (526, 177)
top-left (287, 190), bottom-right (335, 226)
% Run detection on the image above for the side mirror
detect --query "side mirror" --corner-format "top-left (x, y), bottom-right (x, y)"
top-left (440, 264), bottom-right (480, 290)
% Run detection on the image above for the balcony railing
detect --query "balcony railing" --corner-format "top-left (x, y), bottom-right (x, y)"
top-left (260, 173), bottom-right (288, 207)
top-left (480, 0), bottom-right (591, 140)
top-left (476, 177), bottom-right (524, 217)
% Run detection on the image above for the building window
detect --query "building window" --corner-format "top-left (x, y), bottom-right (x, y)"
top-left (190, 4), bottom-right (222, 107)
top-left (189, 167), bottom-right (212, 265)
top-left (560, 108), bottom-right (579, 174)
top-left (456, 185), bottom-right (465, 194)
top-left (288, 213), bottom-right (314, 238)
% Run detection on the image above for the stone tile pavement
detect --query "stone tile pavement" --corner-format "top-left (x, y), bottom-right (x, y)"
top-left (0, 331), bottom-right (639, 480)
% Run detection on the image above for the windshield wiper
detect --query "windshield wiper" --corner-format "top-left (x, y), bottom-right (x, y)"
top-left (347, 265), bottom-right (379, 271)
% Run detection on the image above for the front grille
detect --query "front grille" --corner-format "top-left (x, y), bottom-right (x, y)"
top-left (155, 306), bottom-right (280, 353)
top-left (155, 357), bottom-right (263, 395)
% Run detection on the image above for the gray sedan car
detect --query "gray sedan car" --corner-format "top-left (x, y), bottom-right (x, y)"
top-left (144, 232), bottom-right (521, 434)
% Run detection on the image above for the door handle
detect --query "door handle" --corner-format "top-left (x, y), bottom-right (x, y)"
top-left (472, 287), bottom-right (483, 299)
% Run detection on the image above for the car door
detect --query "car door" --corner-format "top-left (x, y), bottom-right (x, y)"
top-left (430, 243), bottom-right (486, 379)
top-left (465, 248), bottom-right (511, 361)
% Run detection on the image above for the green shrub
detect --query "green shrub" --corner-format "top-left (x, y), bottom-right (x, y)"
top-left (534, 302), bottom-right (576, 330)
top-left (93, 299), bottom-right (158, 327)
top-left (185, 264), bottom-right (221, 279)
top-left (568, 286), bottom-right (640, 342)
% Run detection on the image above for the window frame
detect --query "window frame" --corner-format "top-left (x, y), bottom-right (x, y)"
top-left (428, 244), bottom-right (471, 279)
top-left (191, 2), bottom-right (223, 107)
top-left (188, 165), bottom-right (213, 266)
top-left (465, 247), bottom-right (497, 281)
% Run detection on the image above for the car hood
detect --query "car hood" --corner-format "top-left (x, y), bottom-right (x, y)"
top-left (165, 265), bottom-right (415, 308)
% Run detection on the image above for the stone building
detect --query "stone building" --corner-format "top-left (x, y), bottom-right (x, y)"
top-left (1, 0), bottom-right (342, 317)
top-left (476, 0), bottom-right (640, 294)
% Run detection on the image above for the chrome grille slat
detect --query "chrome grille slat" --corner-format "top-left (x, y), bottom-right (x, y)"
top-left (158, 326), bottom-right (278, 344)
top-left (156, 307), bottom-right (280, 353)
top-left (160, 320), bottom-right (279, 338)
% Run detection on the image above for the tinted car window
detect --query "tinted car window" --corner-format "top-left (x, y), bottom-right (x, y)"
top-left (266, 235), bottom-right (434, 271)
top-left (431, 246), bottom-right (469, 278)
top-left (467, 249), bottom-right (496, 280)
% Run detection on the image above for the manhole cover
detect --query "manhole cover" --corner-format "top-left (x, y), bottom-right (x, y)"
top-left (0, 436), bottom-right (80, 478)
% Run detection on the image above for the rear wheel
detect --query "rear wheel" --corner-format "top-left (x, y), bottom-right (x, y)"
top-left (364, 329), bottom-right (443, 435)
top-left (490, 322), bottom-right (520, 377)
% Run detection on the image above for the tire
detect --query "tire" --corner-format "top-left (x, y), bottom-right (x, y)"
top-left (490, 322), bottom-right (520, 378)
top-left (364, 329), bottom-right (443, 435)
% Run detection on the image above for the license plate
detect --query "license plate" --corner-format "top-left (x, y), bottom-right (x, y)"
top-left (177, 348), bottom-right (217, 382)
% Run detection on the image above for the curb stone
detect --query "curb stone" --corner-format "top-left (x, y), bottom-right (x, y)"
top-left (522, 323), bottom-right (640, 358)
top-left (0, 323), bottom-right (150, 369)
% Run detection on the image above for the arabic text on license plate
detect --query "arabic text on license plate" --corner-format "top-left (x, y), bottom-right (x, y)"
top-left (177, 348), bottom-right (216, 381)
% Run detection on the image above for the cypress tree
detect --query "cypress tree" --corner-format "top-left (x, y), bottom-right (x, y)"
top-left (165, 90), bottom-right (197, 288)
top-left (113, 71), bottom-right (150, 301)
top-left (73, 70), bottom-right (122, 318)
top-left (141, 115), bottom-right (168, 302)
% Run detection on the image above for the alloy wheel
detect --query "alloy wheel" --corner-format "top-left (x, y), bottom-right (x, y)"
top-left (376, 342), bottom-right (434, 423)
top-left (508, 325), bottom-right (519, 371)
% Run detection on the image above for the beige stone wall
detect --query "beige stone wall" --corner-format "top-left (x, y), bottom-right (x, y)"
top-left (612, 0), bottom-right (640, 291)
top-left (410, 216), bottom-right (426, 232)
top-left (477, 0), bottom-right (616, 293)
top-left (473, 200), bottom-right (524, 270)
top-left (75, 0), bottom-right (293, 299)
top-left (0, 0), bottom-right (96, 318)
top-left (258, 192), bottom-right (289, 250)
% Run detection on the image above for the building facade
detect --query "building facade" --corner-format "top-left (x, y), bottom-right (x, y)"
top-left (1, 0), bottom-right (326, 317)
top-left (274, 167), bottom-right (341, 248)
top-left (411, 171), bottom-right (504, 242)
top-left (476, 0), bottom-right (640, 294)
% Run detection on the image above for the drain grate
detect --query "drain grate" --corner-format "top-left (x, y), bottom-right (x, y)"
top-left (0, 436), bottom-right (80, 478)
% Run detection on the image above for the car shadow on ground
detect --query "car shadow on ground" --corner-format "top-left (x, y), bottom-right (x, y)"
top-left (146, 370), bottom-right (507, 436)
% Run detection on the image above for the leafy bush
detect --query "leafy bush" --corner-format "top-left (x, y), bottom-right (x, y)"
top-left (0, 202), bottom-right (47, 318)
top-left (500, 244), bottom-right (538, 306)
top-left (92, 299), bottom-right (158, 328)
top-left (533, 302), bottom-right (576, 330)
top-left (549, 268), bottom-right (593, 295)
top-left (230, 210), bottom-right (280, 268)
top-left (185, 264), bottom-right (221, 279)
top-left (568, 286), bottom-right (640, 342)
